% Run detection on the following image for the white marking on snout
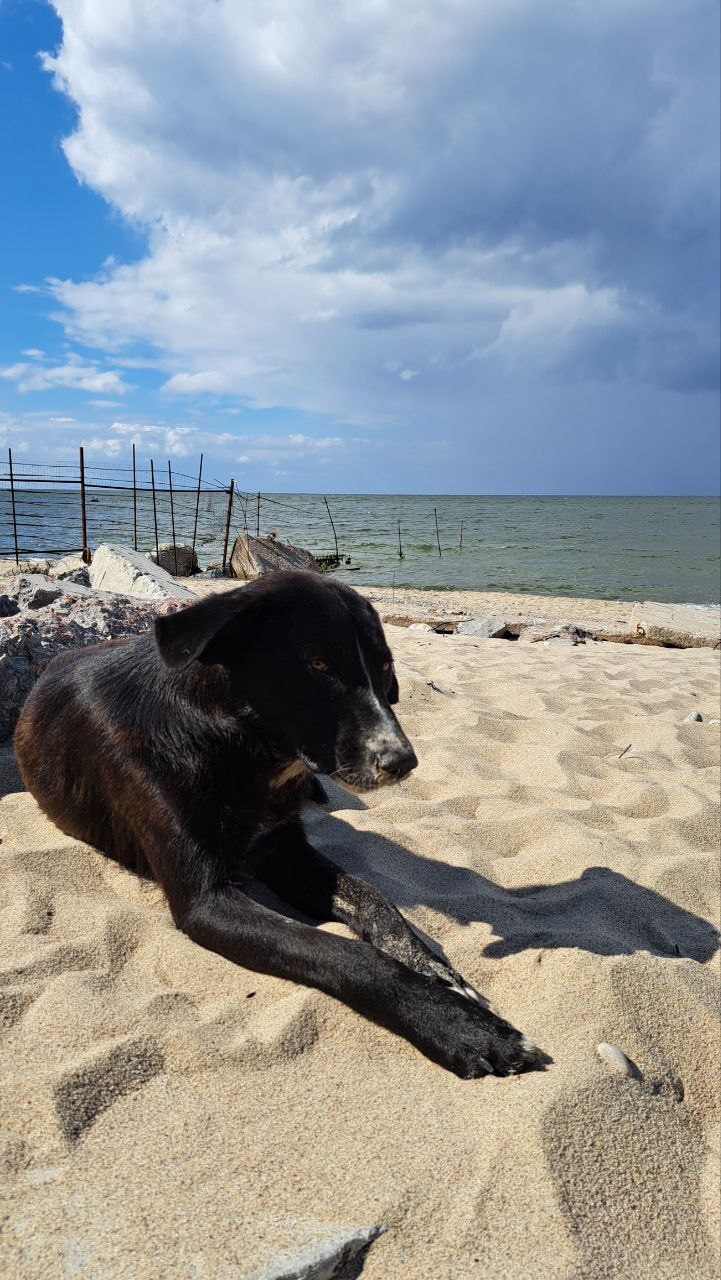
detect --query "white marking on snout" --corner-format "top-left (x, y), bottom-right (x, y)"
top-left (356, 638), bottom-right (405, 759)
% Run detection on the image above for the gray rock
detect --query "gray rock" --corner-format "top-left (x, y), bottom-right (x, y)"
top-left (59, 566), bottom-right (92, 587)
top-left (7, 573), bottom-right (103, 609)
top-left (456, 614), bottom-right (508, 638)
top-left (0, 594), bottom-right (184, 740)
top-left (147, 542), bottom-right (199, 577)
top-left (7, 574), bottom-right (64, 610)
top-left (0, 558), bottom-right (52, 578)
top-left (406, 622), bottom-right (432, 632)
top-left (0, 594), bottom-right (19, 618)
top-left (629, 601), bottom-right (721, 649)
top-left (683, 711), bottom-right (703, 722)
top-left (231, 534), bottom-right (320, 581)
top-left (47, 554), bottom-right (87, 579)
top-left (89, 544), bottom-right (195, 602)
top-left (247, 1218), bottom-right (383, 1280)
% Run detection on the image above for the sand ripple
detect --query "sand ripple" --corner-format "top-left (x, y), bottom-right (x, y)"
top-left (1, 631), bottom-right (719, 1278)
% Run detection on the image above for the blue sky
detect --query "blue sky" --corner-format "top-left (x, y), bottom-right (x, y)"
top-left (1, 0), bottom-right (719, 493)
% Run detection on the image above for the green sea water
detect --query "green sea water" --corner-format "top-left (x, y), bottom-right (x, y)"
top-left (2, 490), bottom-right (719, 604)
top-left (248, 494), bottom-right (720, 603)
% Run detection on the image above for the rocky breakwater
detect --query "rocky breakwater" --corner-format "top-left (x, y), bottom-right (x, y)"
top-left (0, 545), bottom-right (193, 740)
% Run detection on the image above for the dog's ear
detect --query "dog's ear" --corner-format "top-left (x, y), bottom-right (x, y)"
top-left (387, 668), bottom-right (400, 705)
top-left (154, 589), bottom-right (254, 671)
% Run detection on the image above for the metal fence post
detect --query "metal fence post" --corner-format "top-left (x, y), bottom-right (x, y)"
top-left (79, 446), bottom-right (90, 563)
top-left (132, 443), bottom-right (138, 550)
top-left (323, 495), bottom-right (339, 563)
top-left (222, 479), bottom-right (235, 573)
top-left (167, 460), bottom-right (178, 575)
top-left (191, 452), bottom-right (204, 565)
top-left (7, 447), bottom-right (19, 564)
top-left (150, 459), bottom-right (160, 562)
top-left (256, 491), bottom-right (260, 537)
top-left (434, 507), bottom-right (442, 557)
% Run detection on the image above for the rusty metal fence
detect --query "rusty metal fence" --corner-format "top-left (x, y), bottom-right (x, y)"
top-left (1, 447), bottom-right (342, 572)
top-left (1, 447), bottom-right (235, 570)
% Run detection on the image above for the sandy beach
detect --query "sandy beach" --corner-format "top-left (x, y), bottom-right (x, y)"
top-left (1, 616), bottom-right (720, 1278)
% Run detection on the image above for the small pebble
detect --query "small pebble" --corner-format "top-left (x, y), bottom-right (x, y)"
top-left (683, 711), bottom-right (703, 722)
top-left (426, 680), bottom-right (455, 695)
top-left (596, 1042), bottom-right (634, 1077)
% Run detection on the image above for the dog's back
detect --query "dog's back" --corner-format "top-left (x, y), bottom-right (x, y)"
top-left (14, 636), bottom-right (157, 875)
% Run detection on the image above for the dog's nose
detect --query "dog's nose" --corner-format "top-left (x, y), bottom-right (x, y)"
top-left (375, 742), bottom-right (418, 781)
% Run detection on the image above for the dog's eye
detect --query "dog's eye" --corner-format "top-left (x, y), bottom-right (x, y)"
top-left (308, 658), bottom-right (329, 673)
top-left (382, 660), bottom-right (392, 672)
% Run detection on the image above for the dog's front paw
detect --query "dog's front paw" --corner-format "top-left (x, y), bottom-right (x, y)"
top-left (423, 988), bottom-right (551, 1079)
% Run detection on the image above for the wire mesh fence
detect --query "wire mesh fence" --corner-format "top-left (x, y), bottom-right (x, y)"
top-left (1, 448), bottom-right (342, 571)
top-left (1, 448), bottom-right (234, 568)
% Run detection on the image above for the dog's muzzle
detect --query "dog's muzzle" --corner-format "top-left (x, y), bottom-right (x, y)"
top-left (373, 741), bottom-right (418, 784)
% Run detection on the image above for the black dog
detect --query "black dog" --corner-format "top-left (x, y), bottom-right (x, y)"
top-left (14, 572), bottom-right (546, 1077)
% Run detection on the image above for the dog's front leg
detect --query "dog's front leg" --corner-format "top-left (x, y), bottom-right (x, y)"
top-left (256, 822), bottom-right (488, 1002)
top-left (176, 883), bottom-right (545, 1077)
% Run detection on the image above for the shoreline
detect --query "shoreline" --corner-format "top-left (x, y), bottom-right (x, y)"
top-left (181, 576), bottom-right (721, 649)
top-left (2, 554), bottom-right (719, 647)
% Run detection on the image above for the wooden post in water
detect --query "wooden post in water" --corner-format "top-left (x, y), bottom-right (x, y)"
top-left (397, 518), bottom-right (404, 559)
top-left (150, 459), bottom-right (160, 562)
top-left (459, 519), bottom-right (463, 551)
top-left (434, 507), bottom-right (442, 557)
top-left (191, 452), bottom-right (204, 565)
top-left (79, 446), bottom-right (90, 564)
top-left (132, 443), bottom-right (138, 550)
top-left (256, 492), bottom-right (261, 537)
top-left (323, 496), bottom-right (339, 563)
top-left (7, 448), bottom-right (19, 564)
top-left (222, 479), bottom-right (235, 573)
top-left (167, 460), bottom-right (178, 575)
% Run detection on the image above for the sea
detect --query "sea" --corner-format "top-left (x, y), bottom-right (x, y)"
top-left (1, 490), bottom-right (719, 605)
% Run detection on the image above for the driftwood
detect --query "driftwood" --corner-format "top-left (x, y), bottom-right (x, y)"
top-left (229, 534), bottom-right (320, 580)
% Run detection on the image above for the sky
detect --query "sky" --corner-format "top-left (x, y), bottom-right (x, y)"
top-left (0, 0), bottom-right (719, 494)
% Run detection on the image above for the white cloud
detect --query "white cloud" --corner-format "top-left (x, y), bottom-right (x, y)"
top-left (72, 420), bottom-right (350, 468)
top-left (162, 371), bottom-right (233, 395)
top-left (0, 354), bottom-right (130, 395)
top-left (21, 0), bottom-right (719, 462)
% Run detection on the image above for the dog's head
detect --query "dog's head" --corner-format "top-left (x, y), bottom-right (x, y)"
top-left (155, 572), bottom-right (417, 791)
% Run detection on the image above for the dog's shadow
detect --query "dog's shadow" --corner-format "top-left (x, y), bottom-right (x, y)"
top-left (3, 750), bottom-right (717, 966)
top-left (302, 781), bottom-right (720, 965)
